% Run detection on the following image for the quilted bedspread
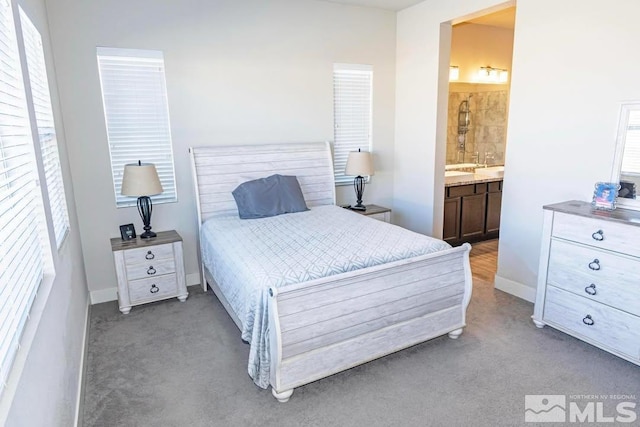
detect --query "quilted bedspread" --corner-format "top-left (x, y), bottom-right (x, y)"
top-left (200, 204), bottom-right (451, 388)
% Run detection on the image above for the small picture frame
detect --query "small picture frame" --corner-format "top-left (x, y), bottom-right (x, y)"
top-left (591, 182), bottom-right (620, 211)
top-left (119, 223), bottom-right (137, 241)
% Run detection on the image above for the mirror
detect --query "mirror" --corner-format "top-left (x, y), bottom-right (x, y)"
top-left (611, 102), bottom-right (640, 209)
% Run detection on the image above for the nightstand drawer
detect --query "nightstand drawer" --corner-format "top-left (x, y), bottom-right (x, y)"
top-left (124, 243), bottom-right (174, 266)
top-left (553, 212), bottom-right (640, 257)
top-left (128, 274), bottom-right (178, 303)
top-left (544, 286), bottom-right (640, 359)
top-left (125, 257), bottom-right (176, 281)
top-left (367, 212), bottom-right (389, 222)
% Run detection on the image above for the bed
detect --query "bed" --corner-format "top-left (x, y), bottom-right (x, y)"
top-left (190, 142), bottom-right (472, 402)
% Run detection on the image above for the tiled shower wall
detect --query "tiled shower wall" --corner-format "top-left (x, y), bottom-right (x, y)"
top-left (446, 84), bottom-right (509, 165)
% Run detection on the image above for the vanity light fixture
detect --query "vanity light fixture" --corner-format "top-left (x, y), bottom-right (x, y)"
top-left (449, 66), bottom-right (459, 81)
top-left (477, 66), bottom-right (509, 83)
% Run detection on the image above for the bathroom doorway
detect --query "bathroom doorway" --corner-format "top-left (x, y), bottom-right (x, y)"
top-left (446, 7), bottom-right (515, 170)
top-left (441, 6), bottom-right (515, 253)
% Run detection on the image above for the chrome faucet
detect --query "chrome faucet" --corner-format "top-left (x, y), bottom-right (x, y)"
top-left (483, 151), bottom-right (495, 167)
top-left (471, 152), bottom-right (479, 165)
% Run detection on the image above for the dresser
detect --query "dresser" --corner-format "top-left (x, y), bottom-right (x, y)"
top-left (533, 201), bottom-right (640, 366)
top-left (111, 230), bottom-right (188, 314)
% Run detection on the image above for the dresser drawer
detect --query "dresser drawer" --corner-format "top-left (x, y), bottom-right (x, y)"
top-left (128, 274), bottom-right (178, 303)
top-left (547, 239), bottom-right (640, 316)
top-left (544, 286), bottom-right (640, 360)
top-left (552, 212), bottom-right (640, 257)
top-left (125, 257), bottom-right (176, 281)
top-left (124, 243), bottom-right (174, 266)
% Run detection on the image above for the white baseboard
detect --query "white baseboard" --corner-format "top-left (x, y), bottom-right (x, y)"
top-left (186, 272), bottom-right (200, 287)
top-left (89, 273), bottom-right (201, 305)
top-left (74, 299), bottom-right (91, 427)
top-left (89, 287), bottom-right (117, 304)
top-left (494, 274), bottom-right (536, 303)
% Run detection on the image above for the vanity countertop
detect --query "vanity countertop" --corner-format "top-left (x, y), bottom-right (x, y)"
top-left (445, 174), bottom-right (503, 187)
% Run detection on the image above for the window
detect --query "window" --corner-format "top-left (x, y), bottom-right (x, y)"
top-left (20, 8), bottom-right (69, 248)
top-left (332, 63), bottom-right (373, 185)
top-left (96, 48), bottom-right (177, 207)
top-left (0, 1), bottom-right (51, 396)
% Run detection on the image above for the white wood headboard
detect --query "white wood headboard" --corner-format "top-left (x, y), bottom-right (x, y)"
top-left (189, 142), bottom-right (336, 223)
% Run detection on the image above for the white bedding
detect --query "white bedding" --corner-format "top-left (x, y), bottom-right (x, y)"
top-left (200, 204), bottom-right (451, 388)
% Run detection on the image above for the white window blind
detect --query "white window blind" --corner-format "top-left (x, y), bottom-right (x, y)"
top-left (0, 0), bottom-right (45, 395)
top-left (20, 8), bottom-right (69, 248)
top-left (621, 111), bottom-right (640, 175)
top-left (333, 63), bottom-right (373, 185)
top-left (96, 47), bottom-right (177, 207)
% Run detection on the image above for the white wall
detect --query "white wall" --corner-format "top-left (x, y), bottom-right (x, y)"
top-left (496, 0), bottom-right (640, 299)
top-left (396, 0), bottom-right (640, 300)
top-left (3, 0), bottom-right (89, 424)
top-left (44, 0), bottom-right (397, 300)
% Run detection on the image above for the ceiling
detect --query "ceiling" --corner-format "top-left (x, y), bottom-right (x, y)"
top-left (464, 7), bottom-right (516, 30)
top-left (319, 0), bottom-right (425, 11)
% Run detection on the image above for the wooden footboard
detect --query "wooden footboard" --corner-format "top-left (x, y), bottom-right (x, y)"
top-left (268, 243), bottom-right (472, 402)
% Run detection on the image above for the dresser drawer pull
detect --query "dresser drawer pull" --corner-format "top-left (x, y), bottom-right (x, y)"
top-left (147, 266), bottom-right (156, 275)
top-left (582, 315), bottom-right (594, 326)
top-left (150, 284), bottom-right (159, 293)
top-left (591, 230), bottom-right (604, 241)
top-left (145, 250), bottom-right (155, 260)
top-left (588, 259), bottom-right (601, 271)
top-left (584, 284), bottom-right (597, 295)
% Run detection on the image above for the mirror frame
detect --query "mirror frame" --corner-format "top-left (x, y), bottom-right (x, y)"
top-left (610, 101), bottom-right (640, 211)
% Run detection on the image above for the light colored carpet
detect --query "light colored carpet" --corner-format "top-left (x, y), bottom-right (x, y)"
top-left (82, 260), bottom-right (640, 426)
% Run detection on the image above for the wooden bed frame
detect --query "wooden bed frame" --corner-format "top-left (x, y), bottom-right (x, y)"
top-left (190, 142), bottom-right (473, 402)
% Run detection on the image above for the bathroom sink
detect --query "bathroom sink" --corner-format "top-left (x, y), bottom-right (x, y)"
top-left (445, 163), bottom-right (479, 171)
top-left (445, 171), bottom-right (474, 177)
top-left (474, 166), bottom-right (504, 178)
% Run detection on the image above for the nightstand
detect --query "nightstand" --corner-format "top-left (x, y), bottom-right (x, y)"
top-left (351, 204), bottom-right (391, 223)
top-left (111, 230), bottom-right (188, 314)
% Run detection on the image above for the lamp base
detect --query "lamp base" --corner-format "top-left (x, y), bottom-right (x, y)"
top-left (352, 176), bottom-right (367, 212)
top-left (140, 230), bottom-right (157, 239)
top-left (137, 196), bottom-right (156, 240)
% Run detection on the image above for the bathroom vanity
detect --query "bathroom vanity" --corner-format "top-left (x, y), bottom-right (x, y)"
top-left (443, 173), bottom-right (503, 246)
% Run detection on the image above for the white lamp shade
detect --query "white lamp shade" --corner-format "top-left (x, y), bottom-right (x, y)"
top-left (121, 163), bottom-right (163, 196)
top-left (345, 151), bottom-right (375, 176)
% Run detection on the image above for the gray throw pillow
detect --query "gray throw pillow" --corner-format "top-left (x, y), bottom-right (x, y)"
top-left (232, 174), bottom-right (308, 219)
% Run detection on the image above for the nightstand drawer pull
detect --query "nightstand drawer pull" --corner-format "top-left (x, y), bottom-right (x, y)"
top-left (584, 284), bottom-right (597, 295)
top-left (145, 250), bottom-right (155, 260)
top-left (582, 315), bottom-right (594, 326)
top-left (147, 266), bottom-right (156, 275)
top-left (588, 259), bottom-right (600, 271)
top-left (591, 230), bottom-right (604, 241)
top-left (150, 284), bottom-right (159, 293)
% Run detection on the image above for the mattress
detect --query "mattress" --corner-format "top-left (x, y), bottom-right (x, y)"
top-left (200, 204), bottom-right (451, 388)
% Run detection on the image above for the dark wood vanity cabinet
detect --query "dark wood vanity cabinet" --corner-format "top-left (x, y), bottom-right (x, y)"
top-left (485, 182), bottom-right (502, 234)
top-left (444, 180), bottom-right (502, 246)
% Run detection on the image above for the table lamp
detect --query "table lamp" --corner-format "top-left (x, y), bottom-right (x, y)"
top-left (121, 161), bottom-right (163, 239)
top-left (345, 149), bottom-right (374, 211)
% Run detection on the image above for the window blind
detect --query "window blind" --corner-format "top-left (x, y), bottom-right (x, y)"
top-left (96, 47), bottom-right (177, 207)
top-left (333, 64), bottom-right (373, 185)
top-left (0, 0), bottom-right (45, 395)
top-left (20, 8), bottom-right (69, 248)
top-left (621, 111), bottom-right (640, 174)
